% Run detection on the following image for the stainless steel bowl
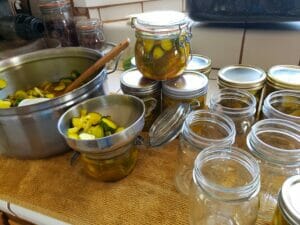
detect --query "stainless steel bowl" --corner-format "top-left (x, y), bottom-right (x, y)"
top-left (57, 94), bottom-right (145, 154)
top-left (0, 47), bottom-right (108, 159)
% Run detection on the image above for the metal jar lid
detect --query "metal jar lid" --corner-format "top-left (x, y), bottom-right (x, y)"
top-left (278, 175), bottom-right (300, 225)
top-left (218, 65), bottom-right (266, 90)
top-left (186, 54), bottom-right (212, 73)
top-left (120, 68), bottom-right (161, 95)
top-left (162, 71), bottom-right (208, 99)
top-left (267, 65), bottom-right (300, 90)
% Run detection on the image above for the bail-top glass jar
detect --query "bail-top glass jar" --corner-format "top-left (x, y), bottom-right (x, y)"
top-left (162, 71), bottom-right (208, 111)
top-left (131, 11), bottom-right (191, 80)
top-left (247, 119), bottom-right (300, 221)
top-left (175, 110), bottom-right (236, 196)
top-left (272, 175), bottom-right (300, 225)
top-left (39, 0), bottom-right (79, 47)
top-left (263, 90), bottom-right (300, 124)
top-left (209, 88), bottom-right (256, 149)
top-left (190, 146), bottom-right (261, 225)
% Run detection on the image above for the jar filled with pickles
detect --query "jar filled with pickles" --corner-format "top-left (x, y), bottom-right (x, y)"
top-left (120, 68), bottom-right (161, 131)
top-left (175, 110), bottom-right (236, 195)
top-left (247, 119), bottom-right (300, 221)
top-left (190, 146), bottom-right (261, 225)
top-left (266, 65), bottom-right (300, 95)
top-left (162, 71), bottom-right (208, 111)
top-left (131, 11), bottom-right (191, 80)
top-left (263, 90), bottom-right (300, 124)
top-left (272, 175), bottom-right (300, 225)
top-left (209, 88), bottom-right (256, 149)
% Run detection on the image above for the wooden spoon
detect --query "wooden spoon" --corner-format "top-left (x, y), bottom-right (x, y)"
top-left (64, 38), bottom-right (130, 94)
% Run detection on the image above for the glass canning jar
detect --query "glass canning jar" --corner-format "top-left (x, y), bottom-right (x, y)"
top-left (120, 68), bottom-right (161, 131)
top-left (209, 88), bottom-right (256, 149)
top-left (247, 119), bottom-right (300, 221)
top-left (263, 90), bottom-right (300, 124)
top-left (266, 65), bottom-right (300, 96)
top-left (162, 71), bottom-right (208, 111)
top-left (185, 54), bottom-right (212, 77)
top-left (272, 175), bottom-right (300, 225)
top-left (131, 11), bottom-right (191, 80)
top-left (175, 110), bottom-right (236, 196)
top-left (39, 0), bottom-right (79, 47)
top-left (190, 146), bottom-right (261, 225)
top-left (76, 18), bottom-right (105, 50)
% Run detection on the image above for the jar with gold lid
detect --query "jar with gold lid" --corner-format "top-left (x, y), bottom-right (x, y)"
top-left (131, 11), bottom-right (191, 80)
top-left (162, 71), bottom-right (208, 111)
top-left (272, 175), bottom-right (300, 225)
top-left (209, 88), bottom-right (257, 149)
top-left (120, 68), bottom-right (161, 131)
top-left (190, 146), bottom-right (260, 225)
top-left (247, 119), bottom-right (300, 221)
top-left (263, 90), bottom-right (300, 124)
top-left (266, 65), bottom-right (300, 95)
top-left (185, 54), bottom-right (212, 77)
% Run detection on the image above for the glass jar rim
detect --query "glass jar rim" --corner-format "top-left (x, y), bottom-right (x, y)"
top-left (193, 146), bottom-right (260, 201)
top-left (76, 18), bottom-right (103, 32)
top-left (247, 119), bottom-right (300, 166)
top-left (182, 110), bottom-right (236, 149)
top-left (209, 88), bottom-right (257, 118)
top-left (262, 90), bottom-right (300, 124)
top-left (39, 0), bottom-right (71, 10)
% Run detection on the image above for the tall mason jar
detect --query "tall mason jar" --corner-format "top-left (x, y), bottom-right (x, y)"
top-left (263, 90), bottom-right (300, 124)
top-left (39, 0), bottom-right (79, 47)
top-left (190, 146), bottom-right (261, 225)
top-left (209, 88), bottom-right (256, 149)
top-left (247, 119), bottom-right (300, 221)
top-left (131, 11), bottom-right (191, 80)
top-left (175, 110), bottom-right (236, 196)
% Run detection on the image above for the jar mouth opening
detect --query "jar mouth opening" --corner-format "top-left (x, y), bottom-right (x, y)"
top-left (263, 90), bottom-right (300, 121)
top-left (209, 88), bottom-right (257, 117)
top-left (193, 146), bottom-right (260, 201)
top-left (183, 110), bottom-right (236, 148)
top-left (247, 119), bottom-right (300, 166)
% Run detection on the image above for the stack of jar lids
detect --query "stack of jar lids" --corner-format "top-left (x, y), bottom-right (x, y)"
top-left (218, 65), bottom-right (266, 91)
top-left (267, 65), bottom-right (300, 90)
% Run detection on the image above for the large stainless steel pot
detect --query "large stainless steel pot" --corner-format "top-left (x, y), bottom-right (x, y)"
top-left (0, 47), bottom-right (108, 159)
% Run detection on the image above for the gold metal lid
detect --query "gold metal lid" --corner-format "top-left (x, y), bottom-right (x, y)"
top-left (267, 65), bottom-right (300, 90)
top-left (278, 175), bottom-right (300, 225)
top-left (218, 65), bottom-right (266, 90)
top-left (186, 54), bottom-right (212, 73)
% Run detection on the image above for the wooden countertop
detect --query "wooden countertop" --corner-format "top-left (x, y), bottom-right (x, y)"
top-left (0, 140), bottom-right (270, 225)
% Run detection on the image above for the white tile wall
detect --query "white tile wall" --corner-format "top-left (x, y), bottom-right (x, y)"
top-left (142, 0), bottom-right (182, 12)
top-left (242, 27), bottom-right (300, 70)
top-left (99, 3), bottom-right (142, 21)
top-left (191, 24), bottom-right (244, 69)
top-left (88, 8), bottom-right (100, 19)
top-left (74, 0), bottom-right (146, 8)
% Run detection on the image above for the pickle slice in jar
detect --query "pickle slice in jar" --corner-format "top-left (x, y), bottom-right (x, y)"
top-left (143, 39), bottom-right (154, 53)
top-left (160, 39), bottom-right (173, 51)
top-left (153, 46), bottom-right (165, 60)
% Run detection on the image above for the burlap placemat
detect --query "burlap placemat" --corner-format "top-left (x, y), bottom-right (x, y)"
top-left (0, 141), bottom-right (189, 225)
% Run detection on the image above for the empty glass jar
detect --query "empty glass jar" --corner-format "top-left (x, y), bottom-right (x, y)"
top-left (175, 110), bottom-right (236, 196)
top-left (263, 90), bottom-right (300, 124)
top-left (209, 88), bottom-right (256, 149)
top-left (190, 146), bottom-right (261, 225)
top-left (39, 0), bottom-right (78, 47)
top-left (247, 119), bottom-right (300, 221)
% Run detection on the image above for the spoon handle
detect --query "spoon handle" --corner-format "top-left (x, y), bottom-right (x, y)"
top-left (64, 38), bottom-right (130, 94)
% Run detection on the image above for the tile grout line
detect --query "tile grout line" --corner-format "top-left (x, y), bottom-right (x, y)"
top-left (298, 58), bottom-right (300, 66)
top-left (141, 2), bottom-right (144, 12)
top-left (238, 25), bottom-right (247, 64)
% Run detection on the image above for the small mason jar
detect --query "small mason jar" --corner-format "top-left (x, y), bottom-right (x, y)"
top-left (209, 88), bottom-right (256, 149)
top-left (76, 18), bottom-right (105, 50)
top-left (190, 146), bottom-right (261, 225)
top-left (247, 119), bottom-right (300, 221)
top-left (272, 175), bottom-right (300, 225)
top-left (162, 71), bottom-right (208, 111)
top-left (120, 68), bottom-right (161, 131)
top-left (39, 0), bottom-right (79, 47)
top-left (263, 90), bottom-right (300, 124)
top-left (175, 110), bottom-right (236, 196)
top-left (185, 54), bottom-right (212, 77)
top-left (266, 65), bottom-right (300, 96)
top-left (131, 11), bottom-right (191, 80)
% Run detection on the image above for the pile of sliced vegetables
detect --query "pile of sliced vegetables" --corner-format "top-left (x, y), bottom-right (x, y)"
top-left (68, 109), bottom-right (125, 140)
